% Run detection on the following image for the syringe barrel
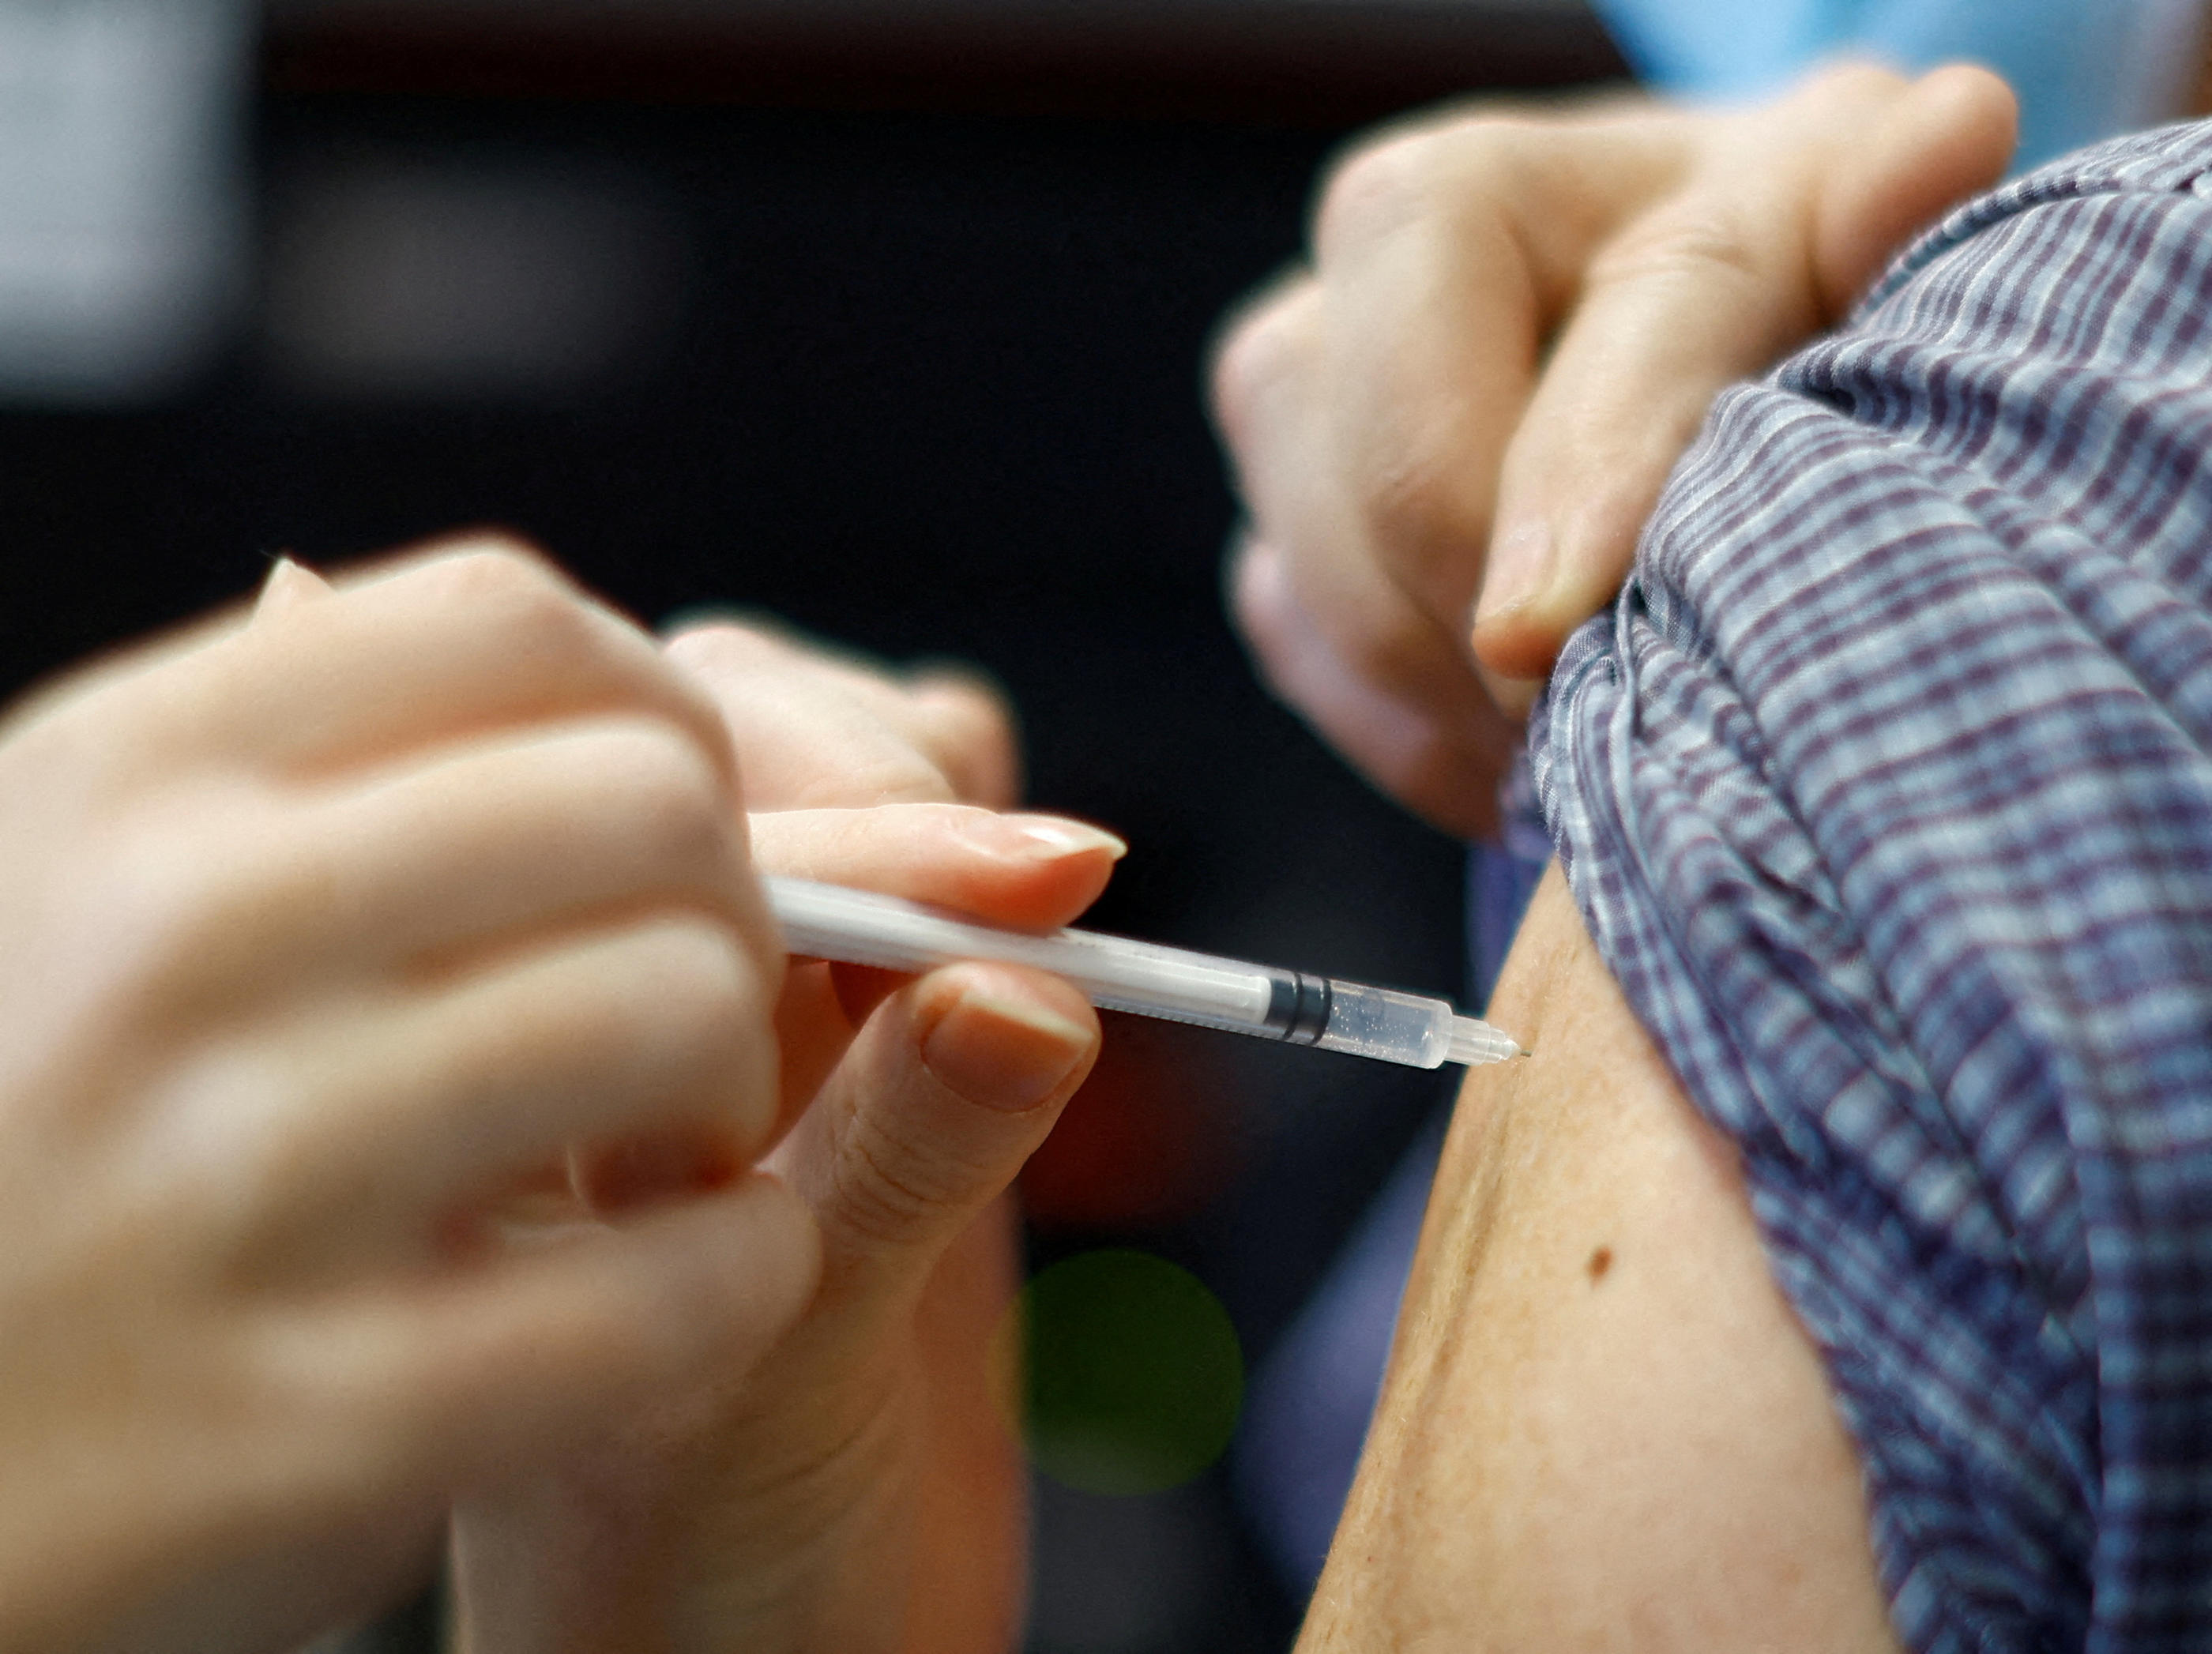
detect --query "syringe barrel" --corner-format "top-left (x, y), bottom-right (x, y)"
top-left (1093, 969), bottom-right (1454, 1069)
top-left (1308, 981), bottom-right (1454, 1069)
top-left (1063, 937), bottom-right (1275, 1028)
top-left (765, 878), bottom-right (1473, 1067)
top-left (769, 877), bottom-right (1277, 1028)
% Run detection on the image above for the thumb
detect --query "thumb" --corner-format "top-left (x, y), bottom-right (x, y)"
top-left (776, 960), bottom-right (1099, 1300)
top-left (1470, 64), bottom-right (2016, 701)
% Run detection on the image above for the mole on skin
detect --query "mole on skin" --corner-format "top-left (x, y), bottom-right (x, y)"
top-left (1586, 1246), bottom-right (1613, 1284)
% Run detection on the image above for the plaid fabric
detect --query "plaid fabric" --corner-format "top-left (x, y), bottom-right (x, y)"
top-left (1531, 122), bottom-right (2212, 1652)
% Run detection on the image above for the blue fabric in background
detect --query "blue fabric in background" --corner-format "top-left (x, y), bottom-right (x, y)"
top-left (1591, 0), bottom-right (2204, 167)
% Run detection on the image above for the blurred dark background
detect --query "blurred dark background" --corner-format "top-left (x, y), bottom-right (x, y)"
top-left (0, 2), bottom-right (1624, 1647)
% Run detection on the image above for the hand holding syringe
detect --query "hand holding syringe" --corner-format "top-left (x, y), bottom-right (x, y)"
top-left (767, 877), bottom-right (1522, 1069)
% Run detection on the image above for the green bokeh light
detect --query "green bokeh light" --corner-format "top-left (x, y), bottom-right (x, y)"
top-left (1018, 1248), bottom-right (1244, 1496)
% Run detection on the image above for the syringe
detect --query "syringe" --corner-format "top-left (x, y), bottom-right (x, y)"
top-left (766, 877), bottom-right (1522, 1069)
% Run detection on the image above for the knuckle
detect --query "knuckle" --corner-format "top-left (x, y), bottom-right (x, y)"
top-left (81, 833), bottom-right (205, 988)
top-left (1355, 419), bottom-right (1488, 581)
top-left (915, 664), bottom-right (1011, 728)
top-left (424, 538), bottom-right (562, 597)
top-left (1315, 115), bottom-right (1526, 264)
top-left (1315, 128), bottom-right (1440, 257)
top-left (1586, 205), bottom-right (1764, 298)
top-left (632, 915), bottom-right (759, 1031)
top-left (915, 675), bottom-right (1015, 760)
top-left (832, 1112), bottom-right (966, 1249)
top-left (423, 544), bottom-right (591, 654)
top-left (1227, 553), bottom-right (1296, 671)
top-left (94, 790), bottom-right (302, 1002)
top-left (1209, 291), bottom-right (1306, 448)
top-left (155, 1039), bottom-right (310, 1239)
top-left (663, 619), bottom-right (776, 679)
top-left (583, 720), bottom-right (730, 871)
top-left (620, 917), bottom-right (777, 1100)
top-left (790, 748), bottom-right (956, 808)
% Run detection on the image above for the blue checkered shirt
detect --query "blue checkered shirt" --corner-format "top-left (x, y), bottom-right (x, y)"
top-left (1533, 122), bottom-right (2212, 1652)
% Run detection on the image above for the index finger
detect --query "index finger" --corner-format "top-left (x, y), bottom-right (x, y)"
top-left (1312, 101), bottom-right (1693, 637)
top-left (1472, 65), bottom-right (2015, 695)
top-left (749, 803), bottom-right (1122, 931)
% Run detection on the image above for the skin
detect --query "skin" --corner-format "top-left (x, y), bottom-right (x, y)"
top-left (0, 58), bottom-right (2109, 1649)
top-left (452, 618), bottom-right (1121, 1653)
top-left (0, 537), bottom-right (1118, 1654)
top-left (450, 51), bottom-right (2212, 1651)
top-left (1210, 61), bottom-right (2018, 834)
top-left (452, 637), bottom-right (1902, 1654)
top-left (452, 66), bottom-right (2020, 1649)
top-left (0, 540), bottom-right (823, 1654)
top-left (1204, 63), bottom-right (2022, 1643)
top-left (1301, 866), bottom-right (1898, 1653)
top-left (449, 76), bottom-right (1996, 1622)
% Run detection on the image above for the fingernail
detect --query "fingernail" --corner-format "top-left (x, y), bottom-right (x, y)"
top-left (1476, 520), bottom-right (1555, 627)
top-left (995, 814), bottom-right (1129, 862)
top-left (921, 983), bottom-right (1094, 1112)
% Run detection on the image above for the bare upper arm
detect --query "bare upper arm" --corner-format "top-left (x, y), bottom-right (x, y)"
top-left (1299, 863), bottom-right (1899, 1653)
